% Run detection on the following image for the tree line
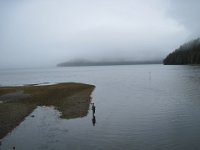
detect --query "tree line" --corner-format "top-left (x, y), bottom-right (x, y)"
top-left (163, 38), bottom-right (200, 65)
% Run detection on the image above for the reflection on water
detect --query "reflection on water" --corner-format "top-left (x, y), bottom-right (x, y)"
top-left (92, 115), bottom-right (96, 126)
top-left (91, 103), bottom-right (97, 126)
top-left (1, 107), bottom-right (65, 150)
top-left (0, 104), bottom-right (98, 150)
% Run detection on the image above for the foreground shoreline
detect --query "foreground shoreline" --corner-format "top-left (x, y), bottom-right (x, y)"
top-left (0, 83), bottom-right (95, 139)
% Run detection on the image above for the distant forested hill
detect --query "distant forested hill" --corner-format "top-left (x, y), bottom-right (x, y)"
top-left (57, 60), bottom-right (162, 67)
top-left (163, 38), bottom-right (200, 65)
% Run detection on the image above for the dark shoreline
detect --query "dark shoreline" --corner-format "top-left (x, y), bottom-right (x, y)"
top-left (57, 60), bottom-right (162, 67)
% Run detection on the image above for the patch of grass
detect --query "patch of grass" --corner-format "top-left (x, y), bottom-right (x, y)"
top-left (0, 88), bottom-right (17, 96)
top-left (0, 103), bottom-right (35, 139)
top-left (0, 83), bottom-right (95, 139)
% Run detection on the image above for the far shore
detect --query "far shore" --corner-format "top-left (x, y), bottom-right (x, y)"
top-left (0, 83), bottom-right (95, 139)
top-left (57, 60), bottom-right (162, 67)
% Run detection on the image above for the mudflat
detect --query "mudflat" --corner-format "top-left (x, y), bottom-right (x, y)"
top-left (0, 83), bottom-right (95, 139)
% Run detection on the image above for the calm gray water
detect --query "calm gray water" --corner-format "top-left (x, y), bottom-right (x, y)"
top-left (0, 65), bottom-right (200, 150)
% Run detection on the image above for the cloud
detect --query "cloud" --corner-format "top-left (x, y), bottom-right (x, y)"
top-left (168, 0), bottom-right (200, 38)
top-left (0, 0), bottom-right (195, 68)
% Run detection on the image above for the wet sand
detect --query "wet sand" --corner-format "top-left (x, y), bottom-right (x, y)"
top-left (0, 83), bottom-right (95, 139)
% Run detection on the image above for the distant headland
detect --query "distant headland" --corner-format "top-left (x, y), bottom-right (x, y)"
top-left (164, 38), bottom-right (200, 65)
top-left (57, 60), bottom-right (162, 67)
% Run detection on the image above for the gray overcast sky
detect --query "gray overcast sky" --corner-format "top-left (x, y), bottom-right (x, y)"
top-left (0, 0), bottom-right (199, 68)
